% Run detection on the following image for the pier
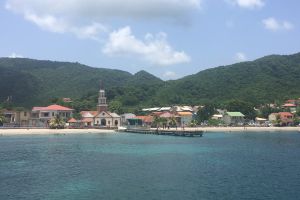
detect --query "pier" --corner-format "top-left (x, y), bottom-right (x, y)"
top-left (123, 128), bottom-right (203, 137)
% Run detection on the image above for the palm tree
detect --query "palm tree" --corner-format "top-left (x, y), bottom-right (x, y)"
top-left (152, 115), bottom-right (162, 129)
top-left (169, 116), bottom-right (177, 130)
top-left (0, 111), bottom-right (5, 126)
top-left (189, 119), bottom-right (198, 127)
top-left (49, 115), bottom-right (65, 129)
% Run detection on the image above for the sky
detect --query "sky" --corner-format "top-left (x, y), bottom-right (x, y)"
top-left (1, 0), bottom-right (299, 80)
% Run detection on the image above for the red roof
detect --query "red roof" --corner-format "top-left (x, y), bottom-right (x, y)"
top-left (286, 99), bottom-right (296, 103)
top-left (279, 112), bottom-right (293, 117)
top-left (81, 118), bottom-right (93, 123)
top-left (32, 104), bottom-right (73, 111)
top-left (136, 115), bottom-right (153, 123)
top-left (80, 111), bottom-right (98, 117)
top-left (282, 103), bottom-right (296, 107)
top-left (68, 118), bottom-right (77, 123)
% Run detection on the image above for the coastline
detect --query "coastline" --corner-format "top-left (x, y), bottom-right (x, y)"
top-left (152, 127), bottom-right (300, 133)
top-left (0, 128), bottom-right (115, 136)
top-left (0, 127), bottom-right (299, 136)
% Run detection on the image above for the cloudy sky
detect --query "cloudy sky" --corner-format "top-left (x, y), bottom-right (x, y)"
top-left (1, 0), bottom-right (299, 79)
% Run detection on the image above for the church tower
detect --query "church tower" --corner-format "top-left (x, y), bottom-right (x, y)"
top-left (97, 81), bottom-right (108, 112)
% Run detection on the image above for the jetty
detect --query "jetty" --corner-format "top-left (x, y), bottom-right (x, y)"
top-left (122, 128), bottom-right (203, 137)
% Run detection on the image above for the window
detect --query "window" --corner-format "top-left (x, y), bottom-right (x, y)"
top-left (24, 112), bottom-right (27, 117)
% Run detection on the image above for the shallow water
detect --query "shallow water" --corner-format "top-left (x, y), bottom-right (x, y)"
top-left (1, 132), bottom-right (300, 200)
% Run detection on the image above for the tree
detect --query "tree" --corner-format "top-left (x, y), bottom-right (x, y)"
top-left (225, 100), bottom-right (256, 120)
top-left (169, 116), bottom-right (177, 128)
top-left (0, 110), bottom-right (5, 126)
top-left (196, 104), bottom-right (215, 123)
top-left (258, 105), bottom-right (282, 119)
top-left (152, 116), bottom-right (162, 128)
top-left (189, 119), bottom-right (198, 127)
top-left (108, 100), bottom-right (123, 114)
top-left (49, 115), bottom-right (65, 129)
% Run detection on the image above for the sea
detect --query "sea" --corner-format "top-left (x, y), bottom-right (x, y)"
top-left (1, 132), bottom-right (300, 200)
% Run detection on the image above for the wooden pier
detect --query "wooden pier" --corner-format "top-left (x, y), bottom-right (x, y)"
top-left (123, 129), bottom-right (203, 137)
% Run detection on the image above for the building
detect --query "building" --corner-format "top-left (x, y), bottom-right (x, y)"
top-left (30, 104), bottom-right (73, 127)
top-left (223, 112), bottom-right (245, 125)
top-left (80, 84), bottom-right (121, 128)
top-left (120, 113), bottom-right (136, 125)
top-left (177, 112), bottom-right (193, 126)
top-left (268, 112), bottom-right (294, 126)
top-left (2, 109), bottom-right (30, 127)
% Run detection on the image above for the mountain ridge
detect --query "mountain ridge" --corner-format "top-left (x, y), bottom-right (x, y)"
top-left (1, 52), bottom-right (300, 108)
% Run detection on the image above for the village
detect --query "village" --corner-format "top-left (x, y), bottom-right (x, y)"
top-left (1, 86), bottom-right (300, 129)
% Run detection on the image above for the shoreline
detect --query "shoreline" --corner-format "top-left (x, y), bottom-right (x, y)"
top-left (152, 127), bottom-right (300, 133)
top-left (0, 128), bottom-right (115, 136)
top-left (0, 127), bottom-right (299, 136)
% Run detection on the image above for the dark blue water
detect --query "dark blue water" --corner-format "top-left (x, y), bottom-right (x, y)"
top-left (1, 132), bottom-right (300, 200)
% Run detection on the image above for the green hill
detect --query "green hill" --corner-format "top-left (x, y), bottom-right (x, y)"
top-left (0, 58), bottom-right (162, 107)
top-left (1, 52), bottom-right (300, 109)
top-left (153, 53), bottom-right (300, 105)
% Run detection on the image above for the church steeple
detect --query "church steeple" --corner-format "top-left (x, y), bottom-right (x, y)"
top-left (97, 81), bottom-right (108, 112)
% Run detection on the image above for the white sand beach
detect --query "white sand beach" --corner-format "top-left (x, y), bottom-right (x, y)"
top-left (0, 128), bottom-right (115, 136)
top-left (0, 127), bottom-right (299, 136)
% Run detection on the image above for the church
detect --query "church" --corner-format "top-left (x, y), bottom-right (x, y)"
top-left (80, 84), bottom-right (121, 128)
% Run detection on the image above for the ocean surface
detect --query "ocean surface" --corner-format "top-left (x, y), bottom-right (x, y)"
top-left (1, 132), bottom-right (300, 200)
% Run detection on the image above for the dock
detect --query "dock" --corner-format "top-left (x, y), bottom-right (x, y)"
top-left (123, 128), bottom-right (203, 137)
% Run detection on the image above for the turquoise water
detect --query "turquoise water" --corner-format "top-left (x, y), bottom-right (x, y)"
top-left (1, 132), bottom-right (300, 200)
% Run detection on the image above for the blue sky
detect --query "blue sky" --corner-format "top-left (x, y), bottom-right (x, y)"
top-left (1, 0), bottom-right (299, 80)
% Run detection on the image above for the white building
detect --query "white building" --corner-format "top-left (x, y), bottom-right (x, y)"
top-left (30, 104), bottom-right (73, 127)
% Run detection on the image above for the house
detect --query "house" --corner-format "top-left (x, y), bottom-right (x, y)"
top-left (278, 112), bottom-right (294, 126)
top-left (2, 109), bottom-right (30, 127)
top-left (135, 115), bottom-right (153, 126)
top-left (223, 112), bottom-right (245, 125)
top-left (177, 112), bottom-right (193, 126)
top-left (269, 112), bottom-right (294, 126)
top-left (30, 104), bottom-right (73, 127)
top-left (212, 114), bottom-right (223, 120)
top-left (120, 113), bottom-right (136, 125)
top-left (282, 103), bottom-right (297, 113)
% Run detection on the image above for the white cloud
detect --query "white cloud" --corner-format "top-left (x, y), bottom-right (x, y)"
top-left (226, 0), bottom-right (264, 9)
top-left (235, 52), bottom-right (247, 62)
top-left (6, 0), bottom-right (201, 40)
top-left (163, 71), bottom-right (178, 79)
top-left (103, 26), bottom-right (191, 66)
top-left (262, 17), bottom-right (294, 31)
top-left (6, 0), bottom-right (201, 18)
top-left (8, 52), bottom-right (24, 58)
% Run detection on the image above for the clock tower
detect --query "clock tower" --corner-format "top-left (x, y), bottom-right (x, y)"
top-left (97, 81), bottom-right (108, 112)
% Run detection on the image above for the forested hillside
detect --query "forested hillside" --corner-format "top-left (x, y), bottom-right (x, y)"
top-left (1, 52), bottom-right (300, 109)
top-left (152, 53), bottom-right (300, 106)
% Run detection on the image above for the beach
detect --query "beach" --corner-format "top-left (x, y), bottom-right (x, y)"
top-left (1, 127), bottom-right (299, 136)
top-left (0, 128), bottom-right (115, 136)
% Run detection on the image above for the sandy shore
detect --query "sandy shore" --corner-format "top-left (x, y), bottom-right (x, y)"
top-left (163, 127), bottom-right (300, 133)
top-left (0, 128), bottom-right (115, 136)
top-left (0, 127), bottom-right (299, 136)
